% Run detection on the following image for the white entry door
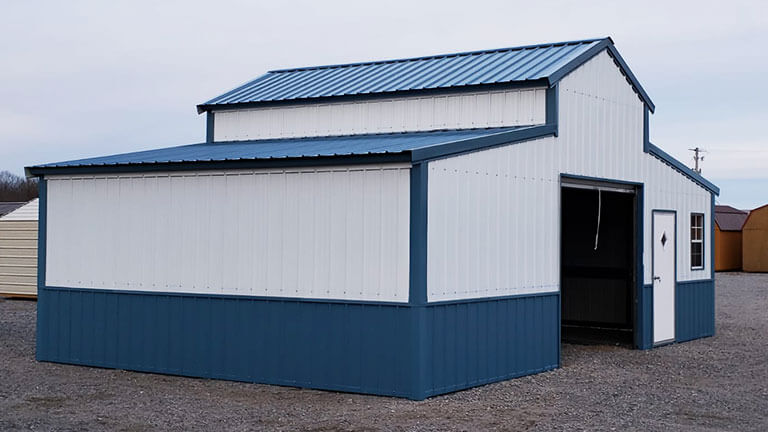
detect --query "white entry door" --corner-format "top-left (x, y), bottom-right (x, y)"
top-left (653, 212), bottom-right (676, 344)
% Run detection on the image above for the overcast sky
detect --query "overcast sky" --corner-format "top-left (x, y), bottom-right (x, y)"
top-left (1, 0), bottom-right (766, 208)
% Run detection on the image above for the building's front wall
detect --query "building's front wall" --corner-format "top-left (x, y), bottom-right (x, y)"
top-left (427, 51), bottom-right (713, 304)
top-left (213, 88), bottom-right (546, 141)
top-left (715, 226), bottom-right (743, 271)
top-left (45, 165), bottom-right (410, 302)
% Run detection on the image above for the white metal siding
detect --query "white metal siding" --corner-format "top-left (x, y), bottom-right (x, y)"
top-left (427, 50), bottom-right (712, 302)
top-left (45, 165), bottom-right (411, 302)
top-left (213, 88), bottom-right (546, 141)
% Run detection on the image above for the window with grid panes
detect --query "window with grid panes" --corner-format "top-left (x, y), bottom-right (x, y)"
top-left (691, 213), bottom-right (704, 269)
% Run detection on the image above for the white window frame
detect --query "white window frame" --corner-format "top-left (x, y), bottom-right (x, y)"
top-left (690, 213), bottom-right (704, 270)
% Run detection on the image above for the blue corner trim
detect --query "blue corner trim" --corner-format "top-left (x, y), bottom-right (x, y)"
top-left (710, 195), bottom-right (715, 280)
top-left (643, 107), bottom-right (650, 153)
top-left (647, 143), bottom-right (719, 195)
top-left (409, 163), bottom-right (428, 305)
top-left (206, 112), bottom-right (215, 143)
top-left (546, 84), bottom-right (559, 137)
top-left (35, 178), bottom-right (47, 360)
top-left (635, 186), bottom-right (647, 349)
top-left (410, 124), bottom-right (556, 162)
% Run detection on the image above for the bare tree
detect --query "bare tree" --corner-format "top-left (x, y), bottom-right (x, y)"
top-left (0, 171), bottom-right (38, 201)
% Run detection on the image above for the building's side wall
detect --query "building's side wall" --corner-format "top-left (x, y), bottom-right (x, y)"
top-left (743, 207), bottom-right (768, 272)
top-left (426, 50), bottom-right (713, 303)
top-left (45, 165), bottom-right (410, 302)
top-left (37, 286), bottom-right (419, 397)
top-left (0, 220), bottom-right (38, 296)
top-left (213, 88), bottom-right (546, 141)
top-left (715, 227), bottom-right (743, 271)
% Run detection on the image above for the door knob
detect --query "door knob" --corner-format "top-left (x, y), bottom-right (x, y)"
top-left (653, 276), bottom-right (661, 281)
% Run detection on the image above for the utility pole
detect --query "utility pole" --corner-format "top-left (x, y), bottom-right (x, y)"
top-left (688, 147), bottom-right (706, 173)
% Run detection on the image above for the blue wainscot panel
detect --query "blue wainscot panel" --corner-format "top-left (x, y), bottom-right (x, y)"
top-left (37, 288), bottom-right (561, 400)
top-left (676, 279), bottom-right (715, 342)
top-left (637, 284), bottom-right (654, 350)
top-left (418, 293), bottom-right (560, 399)
top-left (37, 287), bottom-right (418, 398)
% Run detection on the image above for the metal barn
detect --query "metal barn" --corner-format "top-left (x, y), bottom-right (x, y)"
top-left (28, 38), bottom-right (718, 400)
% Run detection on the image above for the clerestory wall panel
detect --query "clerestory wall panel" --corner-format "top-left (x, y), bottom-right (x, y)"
top-left (213, 88), bottom-right (546, 141)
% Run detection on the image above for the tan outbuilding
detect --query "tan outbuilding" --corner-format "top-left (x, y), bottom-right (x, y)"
top-left (742, 204), bottom-right (768, 272)
top-left (714, 205), bottom-right (749, 271)
top-left (0, 199), bottom-right (38, 297)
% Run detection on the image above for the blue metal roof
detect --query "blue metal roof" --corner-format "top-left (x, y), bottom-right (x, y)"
top-left (198, 38), bottom-right (654, 112)
top-left (29, 127), bottom-right (541, 173)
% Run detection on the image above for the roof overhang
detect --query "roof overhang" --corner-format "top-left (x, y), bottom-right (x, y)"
top-left (26, 125), bottom-right (557, 177)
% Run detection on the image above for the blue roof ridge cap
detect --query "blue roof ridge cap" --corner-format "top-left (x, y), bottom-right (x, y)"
top-left (647, 142), bottom-right (719, 195)
top-left (269, 38), bottom-right (610, 74)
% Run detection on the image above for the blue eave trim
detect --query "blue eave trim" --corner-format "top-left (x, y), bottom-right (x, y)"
top-left (25, 153), bottom-right (412, 177)
top-left (197, 80), bottom-right (549, 113)
top-left (605, 44), bottom-right (656, 113)
top-left (647, 143), bottom-right (720, 195)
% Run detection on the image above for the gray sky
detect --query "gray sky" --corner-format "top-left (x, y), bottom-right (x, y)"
top-left (1, 0), bottom-right (766, 208)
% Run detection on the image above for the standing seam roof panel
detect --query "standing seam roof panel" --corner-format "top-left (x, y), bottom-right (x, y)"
top-left (201, 39), bottom-right (607, 106)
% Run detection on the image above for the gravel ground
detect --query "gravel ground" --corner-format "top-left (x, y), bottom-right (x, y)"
top-left (1, 272), bottom-right (766, 431)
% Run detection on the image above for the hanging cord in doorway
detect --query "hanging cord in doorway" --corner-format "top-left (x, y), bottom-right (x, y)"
top-left (594, 189), bottom-right (601, 250)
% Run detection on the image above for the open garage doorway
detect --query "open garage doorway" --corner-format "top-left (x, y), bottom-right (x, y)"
top-left (561, 178), bottom-right (638, 346)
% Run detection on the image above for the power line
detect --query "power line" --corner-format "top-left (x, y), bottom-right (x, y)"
top-left (688, 147), bottom-right (707, 173)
